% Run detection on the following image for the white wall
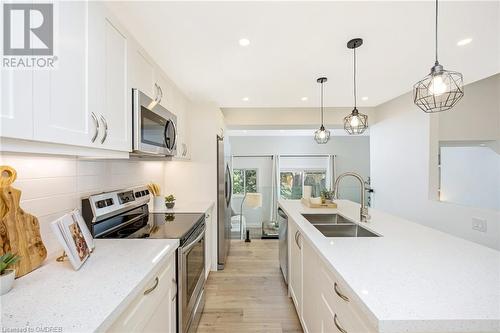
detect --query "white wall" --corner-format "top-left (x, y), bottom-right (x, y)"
top-left (370, 74), bottom-right (500, 250)
top-left (163, 101), bottom-right (224, 202)
top-left (0, 153), bottom-right (165, 256)
top-left (229, 135), bottom-right (370, 203)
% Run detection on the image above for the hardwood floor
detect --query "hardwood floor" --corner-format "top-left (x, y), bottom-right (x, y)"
top-left (197, 240), bottom-right (303, 333)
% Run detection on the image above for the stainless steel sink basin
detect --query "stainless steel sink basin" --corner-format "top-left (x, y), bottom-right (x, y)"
top-left (301, 213), bottom-right (354, 225)
top-left (314, 224), bottom-right (380, 237)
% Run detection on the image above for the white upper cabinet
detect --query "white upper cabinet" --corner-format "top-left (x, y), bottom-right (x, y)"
top-left (0, 1), bottom-right (190, 158)
top-left (129, 45), bottom-right (156, 99)
top-left (88, 2), bottom-right (130, 152)
top-left (0, 70), bottom-right (33, 140)
top-left (33, 1), bottom-right (92, 147)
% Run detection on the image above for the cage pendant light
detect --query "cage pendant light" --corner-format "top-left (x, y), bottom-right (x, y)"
top-left (413, 0), bottom-right (464, 113)
top-left (314, 77), bottom-right (331, 144)
top-left (344, 38), bottom-right (368, 135)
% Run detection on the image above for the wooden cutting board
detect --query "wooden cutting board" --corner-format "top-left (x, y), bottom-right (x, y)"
top-left (0, 166), bottom-right (47, 278)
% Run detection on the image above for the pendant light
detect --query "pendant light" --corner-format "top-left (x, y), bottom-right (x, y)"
top-left (344, 38), bottom-right (368, 135)
top-left (314, 77), bottom-right (330, 144)
top-left (413, 0), bottom-right (464, 112)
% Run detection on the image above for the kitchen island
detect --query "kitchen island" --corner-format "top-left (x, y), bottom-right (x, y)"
top-left (279, 199), bottom-right (500, 333)
top-left (0, 239), bottom-right (179, 332)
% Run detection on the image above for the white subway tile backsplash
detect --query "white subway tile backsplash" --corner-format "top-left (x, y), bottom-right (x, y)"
top-left (1, 153), bottom-right (166, 256)
top-left (15, 177), bottom-right (77, 200)
top-left (77, 160), bottom-right (107, 176)
top-left (0, 154), bottom-right (76, 179)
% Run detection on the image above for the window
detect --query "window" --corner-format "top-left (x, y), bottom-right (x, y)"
top-left (233, 169), bottom-right (258, 195)
top-left (280, 169), bottom-right (326, 199)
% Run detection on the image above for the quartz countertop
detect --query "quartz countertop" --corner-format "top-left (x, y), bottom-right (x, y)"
top-left (151, 201), bottom-right (214, 214)
top-left (0, 239), bottom-right (179, 332)
top-left (279, 199), bottom-right (500, 333)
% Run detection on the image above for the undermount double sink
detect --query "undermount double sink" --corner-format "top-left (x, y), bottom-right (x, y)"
top-left (301, 213), bottom-right (380, 237)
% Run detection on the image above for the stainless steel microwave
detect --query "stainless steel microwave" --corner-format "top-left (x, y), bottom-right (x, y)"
top-left (132, 89), bottom-right (177, 156)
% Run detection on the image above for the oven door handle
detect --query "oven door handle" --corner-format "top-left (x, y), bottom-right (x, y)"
top-left (181, 230), bottom-right (204, 254)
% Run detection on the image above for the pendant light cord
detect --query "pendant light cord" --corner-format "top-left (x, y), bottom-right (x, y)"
top-left (435, 0), bottom-right (439, 64)
top-left (353, 47), bottom-right (357, 109)
top-left (320, 81), bottom-right (324, 126)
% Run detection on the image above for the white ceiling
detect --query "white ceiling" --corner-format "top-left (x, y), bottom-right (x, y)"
top-left (226, 129), bottom-right (369, 137)
top-left (109, 1), bottom-right (500, 108)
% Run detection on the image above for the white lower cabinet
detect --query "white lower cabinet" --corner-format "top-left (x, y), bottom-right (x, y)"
top-left (205, 207), bottom-right (214, 277)
top-left (302, 239), bottom-right (322, 333)
top-left (289, 221), bottom-right (303, 316)
top-left (108, 254), bottom-right (177, 333)
top-left (288, 219), bottom-right (376, 333)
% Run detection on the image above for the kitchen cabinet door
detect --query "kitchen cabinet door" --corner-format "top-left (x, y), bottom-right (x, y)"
top-left (205, 207), bottom-right (213, 277)
top-left (128, 42), bottom-right (156, 99)
top-left (302, 238), bottom-right (322, 333)
top-left (0, 70), bottom-right (33, 140)
top-left (33, 1), bottom-right (95, 147)
top-left (155, 72), bottom-right (173, 111)
top-left (142, 256), bottom-right (177, 333)
top-left (174, 96), bottom-right (191, 160)
top-left (289, 220), bottom-right (303, 317)
top-left (108, 254), bottom-right (175, 332)
top-left (88, 2), bottom-right (130, 152)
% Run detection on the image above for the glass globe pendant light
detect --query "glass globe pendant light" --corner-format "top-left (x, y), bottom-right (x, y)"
top-left (314, 77), bottom-right (330, 144)
top-left (344, 38), bottom-right (368, 135)
top-left (413, 0), bottom-right (464, 112)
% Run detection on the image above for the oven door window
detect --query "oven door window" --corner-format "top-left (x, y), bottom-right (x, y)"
top-left (185, 235), bottom-right (204, 303)
top-left (141, 106), bottom-right (167, 148)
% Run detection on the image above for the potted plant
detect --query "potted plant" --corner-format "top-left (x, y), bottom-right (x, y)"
top-left (0, 253), bottom-right (20, 295)
top-left (165, 194), bottom-right (176, 209)
top-left (320, 189), bottom-right (334, 203)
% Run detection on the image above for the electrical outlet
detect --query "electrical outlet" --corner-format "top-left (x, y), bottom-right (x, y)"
top-left (472, 217), bottom-right (487, 232)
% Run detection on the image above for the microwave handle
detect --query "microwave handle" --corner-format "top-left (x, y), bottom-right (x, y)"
top-left (165, 119), bottom-right (177, 151)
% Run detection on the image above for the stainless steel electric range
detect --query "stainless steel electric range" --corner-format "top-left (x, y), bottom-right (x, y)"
top-left (81, 186), bottom-right (205, 333)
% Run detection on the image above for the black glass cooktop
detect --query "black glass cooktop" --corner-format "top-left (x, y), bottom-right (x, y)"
top-left (100, 212), bottom-right (204, 245)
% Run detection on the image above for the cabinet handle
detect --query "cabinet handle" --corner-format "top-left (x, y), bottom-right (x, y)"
top-left (334, 314), bottom-right (348, 333)
top-left (294, 230), bottom-right (301, 249)
top-left (144, 277), bottom-right (159, 295)
top-left (91, 112), bottom-right (99, 143)
top-left (100, 115), bottom-right (108, 144)
top-left (334, 282), bottom-right (350, 302)
top-left (171, 278), bottom-right (177, 301)
top-left (153, 83), bottom-right (159, 102)
top-left (158, 85), bottom-right (163, 103)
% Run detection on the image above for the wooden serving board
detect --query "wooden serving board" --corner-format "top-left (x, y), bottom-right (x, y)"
top-left (301, 197), bottom-right (337, 208)
top-left (0, 166), bottom-right (47, 278)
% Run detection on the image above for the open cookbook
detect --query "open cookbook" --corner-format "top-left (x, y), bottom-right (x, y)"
top-left (51, 209), bottom-right (95, 270)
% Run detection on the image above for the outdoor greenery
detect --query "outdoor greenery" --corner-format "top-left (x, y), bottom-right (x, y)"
top-left (233, 169), bottom-right (257, 195)
top-left (280, 170), bottom-right (327, 199)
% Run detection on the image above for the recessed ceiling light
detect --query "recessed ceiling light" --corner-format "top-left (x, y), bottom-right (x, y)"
top-left (361, 96), bottom-right (369, 101)
top-left (301, 97), bottom-right (308, 101)
top-left (457, 38), bottom-right (472, 46)
top-left (242, 97), bottom-right (249, 102)
top-left (239, 38), bottom-right (250, 47)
